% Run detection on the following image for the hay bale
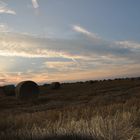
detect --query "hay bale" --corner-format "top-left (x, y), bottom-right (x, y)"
top-left (16, 81), bottom-right (39, 99)
top-left (3, 85), bottom-right (15, 96)
top-left (51, 82), bottom-right (61, 89)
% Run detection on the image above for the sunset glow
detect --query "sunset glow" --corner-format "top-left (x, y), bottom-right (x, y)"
top-left (0, 0), bottom-right (140, 85)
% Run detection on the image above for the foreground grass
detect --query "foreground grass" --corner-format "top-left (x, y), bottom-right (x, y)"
top-left (0, 99), bottom-right (140, 140)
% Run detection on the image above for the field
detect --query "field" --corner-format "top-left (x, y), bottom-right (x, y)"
top-left (0, 78), bottom-right (140, 140)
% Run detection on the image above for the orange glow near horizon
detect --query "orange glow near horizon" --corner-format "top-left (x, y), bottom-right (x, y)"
top-left (0, 1), bottom-right (140, 86)
top-left (1, 63), bottom-right (140, 86)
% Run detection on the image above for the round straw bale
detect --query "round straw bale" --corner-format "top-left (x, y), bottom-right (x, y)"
top-left (50, 82), bottom-right (61, 89)
top-left (16, 81), bottom-right (39, 99)
top-left (3, 85), bottom-right (15, 96)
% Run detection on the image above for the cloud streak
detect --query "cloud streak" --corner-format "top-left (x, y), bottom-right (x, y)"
top-left (73, 25), bottom-right (100, 40)
top-left (0, 1), bottom-right (16, 15)
top-left (32, 0), bottom-right (39, 8)
top-left (0, 31), bottom-right (139, 63)
top-left (0, 25), bottom-right (140, 84)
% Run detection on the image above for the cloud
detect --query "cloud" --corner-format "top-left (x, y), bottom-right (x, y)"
top-left (0, 31), bottom-right (139, 64)
top-left (0, 26), bottom-right (140, 84)
top-left (115, 41), bottom-right (140, 50)
top-left (44, 61), bottom-right (80, 73)
top-left (72, 25), bottom-right (140, 58)
top-left (0, 1), bottom-right (16, 15)
top-left (73, 25), bottom-right (100, 40)
top-left (0, 32), bottom-right (90, 61)
top-left (0, 8), bottom-right (16, 15)
top-left (32, 0), bottom-right (39, 8)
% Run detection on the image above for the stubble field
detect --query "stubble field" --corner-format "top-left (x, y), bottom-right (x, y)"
top-left (0, 78), bottom-right (140, 140)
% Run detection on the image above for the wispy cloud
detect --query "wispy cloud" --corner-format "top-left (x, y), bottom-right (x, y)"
top-left (0, 32), bottom-right (90, 61)
top-left (73, 25), bottom-right (100, 40)
top-left (115, 41), bottom-right (140, 50)
top-left (0, 1), bottom-right (16, 15)
top-left (0, 27), bottom-right (140, 84)
top-left (0, 31), bottom-right (139, 62)
top-left (32, 0), bottom-right (39, 8)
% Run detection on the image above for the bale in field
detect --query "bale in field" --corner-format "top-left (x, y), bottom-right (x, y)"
top-left (50, 82), bottom-right (61, 89)
top-left (3, 85), bottom-right (15, 96)
top-left (16, 81), bottom-right (39, 99)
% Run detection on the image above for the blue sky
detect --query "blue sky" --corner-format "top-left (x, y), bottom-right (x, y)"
top-left (0, 0), bottom-right (140, 84)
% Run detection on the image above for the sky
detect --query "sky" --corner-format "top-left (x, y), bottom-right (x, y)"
top-left (0, 0), bottom-right (140, 85)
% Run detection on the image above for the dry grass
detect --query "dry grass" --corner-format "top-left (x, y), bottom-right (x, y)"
top-left (0, 99), bottom-right (140, 140)
top-left (0, 78), bottom-right (140, 140)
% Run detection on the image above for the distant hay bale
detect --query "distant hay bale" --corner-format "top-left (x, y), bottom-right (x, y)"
top-left (16, 81), bottom-right (39, 99)
top-left (3, 85), bottom-right (15, 96)
top-left (50, 82), bottom-right (61, 89)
